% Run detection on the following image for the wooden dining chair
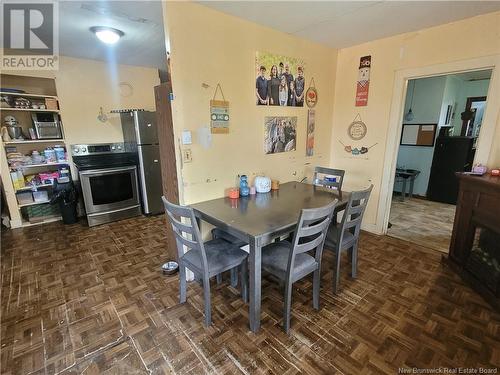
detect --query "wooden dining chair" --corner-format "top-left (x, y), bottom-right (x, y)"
top-left (162, 197), bottom-right (248, 326)
top-left (313, 167), bottom-right (345, 190)
top-left (324, 185), bottom-right (373, 293)
top-left (261, 200), bottom-right (338, 333)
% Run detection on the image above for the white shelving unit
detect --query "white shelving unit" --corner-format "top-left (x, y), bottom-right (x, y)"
top-left (15, 182), bottom-right (54, 192)
top-left (1, 75), bottom-right (70, 228)
top-left (10, 161), bottom-right (69, 171)
top-left (4, 139), bottom-right (65, 145)
top-left (0, 91), bottom-right (58, 99)
top-left (20, 216), bottom-right (61, 227)
top-left (1, 107), bottom-right (60, 113)
top-left (18, 200), bottom-right (51, 208)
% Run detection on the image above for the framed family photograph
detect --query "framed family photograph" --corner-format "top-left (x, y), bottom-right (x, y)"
top-left (264, 116), bottom-right (297, 154)
top-left (255, 52), bottom-right (306, 107)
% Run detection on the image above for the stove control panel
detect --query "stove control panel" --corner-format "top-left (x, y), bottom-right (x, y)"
top-left (71, 143), bottom-right (125, 156)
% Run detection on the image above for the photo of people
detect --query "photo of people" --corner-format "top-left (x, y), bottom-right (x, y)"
top-left (256, 52), bottom-right (305, 107)
top-left (264, 116), bottom-right (297, 154)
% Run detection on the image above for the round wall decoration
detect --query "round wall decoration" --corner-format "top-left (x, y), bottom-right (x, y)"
top-left (306, 78), bottom-right (317, 108)
top-left (119, 82), bottom-right (134, 97)
top-left (347, 113), bottom-right (367, 140)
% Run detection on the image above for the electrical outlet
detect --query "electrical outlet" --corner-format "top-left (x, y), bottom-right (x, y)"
top-left (183, 149), bottom-right (192, 163)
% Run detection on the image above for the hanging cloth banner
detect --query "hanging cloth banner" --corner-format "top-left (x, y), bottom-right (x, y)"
top-left (210, 83), bottom-right (230, 134)
top-left (305, 77), bottom-right (318, 108)
top-left (355, 55), bottom-right (371, 107)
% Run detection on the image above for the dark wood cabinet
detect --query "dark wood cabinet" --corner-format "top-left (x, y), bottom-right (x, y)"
top-left (446, 173), bottom-right (500, 309)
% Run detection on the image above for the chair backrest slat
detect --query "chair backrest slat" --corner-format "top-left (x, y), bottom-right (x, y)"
top-left (166, 210), bottom-right (197, 236)
top-left (162, 196), bottom-right (208, 270)
top-left (285, 200), bottom-right (338, 280)
top-left (313, 167), bottom-right (345, 191)
top-left (336, 185), bottom-right (373, 243)
top-left (295, 232), bottom-right (325, 254)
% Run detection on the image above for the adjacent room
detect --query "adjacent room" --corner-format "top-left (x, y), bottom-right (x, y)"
top-left (1, 1), bottom-right (500, 374)
top-left (388, 70), bottom-right (493, 253)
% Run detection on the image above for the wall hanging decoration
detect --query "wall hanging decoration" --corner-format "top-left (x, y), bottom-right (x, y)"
top-left (305, 77), bottom-right (317, 108)
top-left (306, 109), bottom-right (315, 156)
top-left (264, 116), bottom-right (297, 154)
top-left (355, 55), bottom-right (371, 107)
top-left (210, 83), bottom-right (230, 134)
top-left (338, 140), bottom-right (378, 155)
top-left (348, 113), bottom-right (367, 140)
top-left (255, 51), bottom-right (306, 107)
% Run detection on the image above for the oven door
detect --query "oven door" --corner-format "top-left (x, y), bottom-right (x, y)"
top-left (79, 165), bottom-right (140, 214)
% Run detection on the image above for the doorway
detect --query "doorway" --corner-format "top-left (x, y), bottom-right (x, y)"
top-left (386, 69), bottom-right (492, 253)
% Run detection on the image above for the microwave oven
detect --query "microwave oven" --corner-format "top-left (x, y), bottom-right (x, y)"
top-left (31, 112), bottom-right (62, 139)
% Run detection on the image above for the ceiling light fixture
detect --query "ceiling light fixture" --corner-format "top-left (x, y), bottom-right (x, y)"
top-left (90, 26), bottom-right (124, 45)
top-left (405, 80), bottom-right (416, 122)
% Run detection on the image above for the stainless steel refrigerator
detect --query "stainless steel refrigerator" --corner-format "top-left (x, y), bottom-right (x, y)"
top-left (120, 110), bottom-right (163, 215)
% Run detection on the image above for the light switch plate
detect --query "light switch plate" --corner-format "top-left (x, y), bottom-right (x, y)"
top-left (183, 149), bottom-right (192, 163)
top-left (182, 130), bottom-right (192, 145)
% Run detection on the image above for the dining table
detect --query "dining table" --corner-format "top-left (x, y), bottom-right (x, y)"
top-left (190, 181), bottom-right (350, 333)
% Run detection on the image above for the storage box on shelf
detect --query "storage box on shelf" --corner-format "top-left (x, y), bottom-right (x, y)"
top-left (0, 73), bottom-right (72, 228)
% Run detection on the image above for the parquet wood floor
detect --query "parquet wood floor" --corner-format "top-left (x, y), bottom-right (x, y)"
top-left (388, 198), bottom-right (456, 254)
top-left (1, 215), bottom-right (499, 374)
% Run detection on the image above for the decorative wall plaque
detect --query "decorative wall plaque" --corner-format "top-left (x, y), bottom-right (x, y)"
top-left (348, 114), bottom-right (367, 140)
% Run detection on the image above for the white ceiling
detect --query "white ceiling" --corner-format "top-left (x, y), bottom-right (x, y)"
top-left (199, 1), bottom-right (500, 49)
top-left (59, 1), bottom-right (167, 68)
top-left (57, 1), bottom-right (500, 68)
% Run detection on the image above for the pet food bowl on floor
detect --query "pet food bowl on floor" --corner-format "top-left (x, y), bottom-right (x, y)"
top-left (162, 261), bottom-right (179, 275)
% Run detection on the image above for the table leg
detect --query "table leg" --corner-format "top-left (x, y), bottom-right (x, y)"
top-left (249, 236), bottom-right (262, 333)
top-left (401, 178), bottom-right (407, 202)
top-left (409, 177), bottom-right (415, 198)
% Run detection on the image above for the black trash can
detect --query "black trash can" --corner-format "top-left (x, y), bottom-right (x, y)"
top-left (50, 181), bottom-right (78, 224)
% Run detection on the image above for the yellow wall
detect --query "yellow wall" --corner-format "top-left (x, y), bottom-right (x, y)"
top-left (2, 55), bottom-right (159, 145)
top-left (330, 11), bottom-right (500, 229)
top-left (1, 55), bottom-right (159, 227)
top-left (164, 2), bottom-right (337, 205)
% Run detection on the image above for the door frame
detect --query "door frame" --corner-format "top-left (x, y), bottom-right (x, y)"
top-left (377, 55), bottom-right (500, 235)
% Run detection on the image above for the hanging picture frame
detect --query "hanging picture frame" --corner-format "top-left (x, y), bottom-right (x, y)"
top-left (210, 83), bottom-right (230, 134)
top-left (305, 77), bottom-right (317, 108)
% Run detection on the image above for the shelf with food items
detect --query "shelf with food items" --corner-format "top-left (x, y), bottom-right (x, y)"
top-left (10, 167), bottom-right (71, 192)
top-left (6, 146), bottom-right (69, 170)
top-left (1, 91), bottom-right (59, 111)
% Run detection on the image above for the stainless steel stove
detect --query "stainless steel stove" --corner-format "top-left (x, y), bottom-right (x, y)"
top-left (71, 143), bottom-right (141, 227)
